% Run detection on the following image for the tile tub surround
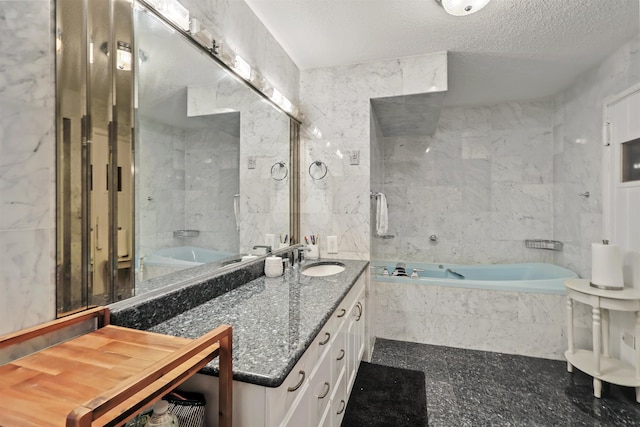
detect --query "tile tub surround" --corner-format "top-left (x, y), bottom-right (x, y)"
top-left (373, 278), bottom-right (570, 360)
top-left (111, 258), bottom-right (369, 387)
top-left (372, 99), bottom-right (557, 266)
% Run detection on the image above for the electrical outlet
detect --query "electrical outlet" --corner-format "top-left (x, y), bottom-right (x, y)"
top-left (622, 332), bottom-right (636, 349)
top-left (327, 236), bottom-right (338, 254)
top-left (349, 150), bottom-right (360, 165)
top-left (248, 156), bottom-right (256, 169)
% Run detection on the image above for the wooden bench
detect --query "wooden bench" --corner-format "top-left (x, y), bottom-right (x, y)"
top-left (0, 307), bottom-right (232, 427)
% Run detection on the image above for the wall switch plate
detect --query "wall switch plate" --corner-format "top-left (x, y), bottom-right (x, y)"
top-left (349, 150), bottom-right (360, 165)
top-left (248, 156), bottom-right (256, 169)
top-left (622, 332), bottom-right (636, 349)
top-left (327, 235), bottom-right (338, 254)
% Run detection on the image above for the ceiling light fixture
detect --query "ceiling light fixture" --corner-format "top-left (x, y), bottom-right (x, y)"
top-left (436, 0), bottom-right (491, 16)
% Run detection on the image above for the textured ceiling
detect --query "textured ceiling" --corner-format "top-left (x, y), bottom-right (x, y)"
top-left (244, 0), bottom-right (639, 106)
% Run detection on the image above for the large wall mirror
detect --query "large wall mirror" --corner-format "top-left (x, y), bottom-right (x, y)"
top-left (56, 0), bottom-right (298, 315)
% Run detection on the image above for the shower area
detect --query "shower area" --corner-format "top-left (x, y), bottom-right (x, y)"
top-left (369, 94), bottom-right (558, 267)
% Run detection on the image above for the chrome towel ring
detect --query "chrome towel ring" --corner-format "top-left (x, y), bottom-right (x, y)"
top-left (271, 161), bottom-right (288, 181)
top-left (309, 160), bottom-right (328, 180)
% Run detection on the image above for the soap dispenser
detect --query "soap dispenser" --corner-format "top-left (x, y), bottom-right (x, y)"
top-left (145, 400), bottom-right (178, 427)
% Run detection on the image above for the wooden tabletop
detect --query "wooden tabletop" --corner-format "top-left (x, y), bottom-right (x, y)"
top-left (0, 325), bottom-right (192, 426)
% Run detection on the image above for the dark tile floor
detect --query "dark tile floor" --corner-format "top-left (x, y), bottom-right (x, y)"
top-left (370, 338), bottom-right (640, 426)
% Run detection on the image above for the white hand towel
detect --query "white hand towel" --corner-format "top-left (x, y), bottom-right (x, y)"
top-left (376, 193), bottom-right (389, 236)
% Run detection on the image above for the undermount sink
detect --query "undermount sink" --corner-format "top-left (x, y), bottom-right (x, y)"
top-left (301, 262), bottom-right (346, 277)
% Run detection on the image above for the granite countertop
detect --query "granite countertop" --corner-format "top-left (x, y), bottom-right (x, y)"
top-left (147, 259), bottom-right (368, 388)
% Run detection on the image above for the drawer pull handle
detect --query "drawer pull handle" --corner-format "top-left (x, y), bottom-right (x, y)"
top-left (355, 302), bottom-right (363, 321)
top-left (317, 382), bottom-right (330, 399)
top-left (337, 399), bottom-right (346, 415)
top-left (337, 308), bottom-right (346, 318)
top-left (319, 332), bottom-right (331, 345)
top-left (287, 370), bottom-right (306, 392)
top-left (337, 349), bottom-right (345, 361)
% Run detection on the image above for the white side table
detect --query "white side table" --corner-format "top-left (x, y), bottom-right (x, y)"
top-left (564, 279), bottom-right (640, 403)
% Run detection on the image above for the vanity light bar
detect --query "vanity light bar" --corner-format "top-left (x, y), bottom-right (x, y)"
top-left (136, 0), bottom-right (301, 122)
top-left (149, 0), bottom-right (190, 31)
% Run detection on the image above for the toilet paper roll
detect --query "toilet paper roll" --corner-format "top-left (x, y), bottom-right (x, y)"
top-left (591, 243), bottom-right (624, 290)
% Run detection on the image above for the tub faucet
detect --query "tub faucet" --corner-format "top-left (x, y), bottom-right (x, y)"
top-left (252, 245), bottom-right (272, 254)
top-left (446, 268), bottom-right (465, 279)
top-left (392, 263), bottom-right (409, 277)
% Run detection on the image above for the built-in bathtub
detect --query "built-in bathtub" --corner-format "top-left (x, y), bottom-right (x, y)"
top-left (142, 246), bottom-right (236, 281)
top-left (372, 261), bottom-right (579, 360)
top-left (373, 262), bottom-right (577, 294)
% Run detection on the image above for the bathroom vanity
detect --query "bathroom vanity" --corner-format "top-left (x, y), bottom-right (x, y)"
top-left (110, 257), bottom-right (370, 426)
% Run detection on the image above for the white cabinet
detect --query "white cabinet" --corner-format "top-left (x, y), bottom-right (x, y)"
top-left (183, 273), bottom-right (368, 427)
top-left (279, 273), bottom-right (367, 427)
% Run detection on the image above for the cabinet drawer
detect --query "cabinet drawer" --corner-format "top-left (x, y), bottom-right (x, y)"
top-left (331, 317), bottom-right (347, 385)
top-left (308, 346), bottom-right (333, 424)
top-left (331, 370), bottom-right (348, 427)
top-left (306, 315), bottom-right (336, 374)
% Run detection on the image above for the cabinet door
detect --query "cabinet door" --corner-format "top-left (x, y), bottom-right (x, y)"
top-left (331, 317), bottom-right (347, 386)
top-left (355, 297), bottom-right (366, 362)
top-left (346, 287), bottom-right (366, 394)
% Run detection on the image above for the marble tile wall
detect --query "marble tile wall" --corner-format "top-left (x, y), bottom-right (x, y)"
top-left (553, 34), bottom-right (640, 279)
top-left (185, 126), bottom-right (240, 252)
top-left (187, 78), bottom-right (291, 254)
top-left (299, 52), bottom-right (448, 259)
top-left (237, 90), bottom-right (291, 254)
top-left (136, 115), bottom-right (241, 261)
top-left (136, 117), bottom-right (187, 260)
top-left (553, 34), bottom-right (640, 361)
top-left (373, 100), bottom-right (556, 265)
top-left (0, 0), bottom-right (299, 335)
top-left (0, 1), bottom-right (55, 335)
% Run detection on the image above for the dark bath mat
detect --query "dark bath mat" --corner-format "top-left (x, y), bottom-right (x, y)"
top-left (342, 361), bottom-right (428, 427)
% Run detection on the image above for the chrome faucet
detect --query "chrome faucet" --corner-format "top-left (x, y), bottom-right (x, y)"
top-left (252, 245), bottom-right (272, 254)
top-left (446, 268), bottom-right (465, 279)
top-left (391, 263), bottom-right (409, 277)
top-left (297, 245), bottom-right (312, 264)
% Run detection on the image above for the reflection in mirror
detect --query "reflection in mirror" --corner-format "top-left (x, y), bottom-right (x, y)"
top-left (133, 5), bottom-right (292, 294)
top-left (56, 0), bottom-right (297, 315)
